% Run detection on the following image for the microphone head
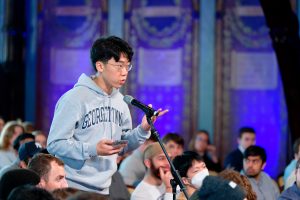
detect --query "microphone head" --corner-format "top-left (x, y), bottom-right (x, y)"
top-left (123, 95), bottom-right (134, 104)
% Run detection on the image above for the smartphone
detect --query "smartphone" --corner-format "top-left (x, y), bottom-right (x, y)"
top-left (112, 140), bottom-right (128, 147)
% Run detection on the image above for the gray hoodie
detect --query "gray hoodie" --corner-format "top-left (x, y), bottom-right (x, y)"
top-left (47, 73), bottom-right (150, 194)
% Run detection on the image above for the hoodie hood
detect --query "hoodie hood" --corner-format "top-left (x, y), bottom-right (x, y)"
top-left (74, 73), bottom-right (119, 96)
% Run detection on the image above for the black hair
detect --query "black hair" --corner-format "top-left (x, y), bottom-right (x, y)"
top-left (162, 133), bottom-right (184, 147)
top-left (90, 36), bottom-right (133, 71)
top-left (238, 127), bottom-right (256, 138)
top-left (244, 145), bottom-right (267, 163)
top-left (7, 185), bottom-right (55, 200)
top-left (13, 133), bottom-right (35, 151)
top-left (172, 151), bottom-right (203, 177)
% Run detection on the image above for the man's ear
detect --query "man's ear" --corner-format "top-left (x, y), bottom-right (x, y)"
top-left (144, 159), bottom-right (151, 169)
top-left (182, 177), bottom-right (190, 185)
top-left (37, 178), bottom-right (46, 189)
top-left (19, 161), bottom-right (27, 169)
top-left (95, 61), bottom-right (104, 72)
top-left (261, 162), bottom-right (266, 170)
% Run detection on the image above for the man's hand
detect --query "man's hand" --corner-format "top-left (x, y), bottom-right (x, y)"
top-left (141, 105), bottom-right (169, 131)
top-left (159, 168), bottom-right (173, 193)
top-left (96, 139), bottom-right (127, 156)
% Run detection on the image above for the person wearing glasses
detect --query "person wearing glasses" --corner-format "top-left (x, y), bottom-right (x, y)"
top-left (47, 36), bottom-right (167, 196)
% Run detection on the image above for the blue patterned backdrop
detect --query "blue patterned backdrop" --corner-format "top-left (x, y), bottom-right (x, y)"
top-left (124, 0), bottom-right (199, 142)
top-left (36, 0), bottom-right (107, 130)
top-left (215, 0), bottom-right (288, 178)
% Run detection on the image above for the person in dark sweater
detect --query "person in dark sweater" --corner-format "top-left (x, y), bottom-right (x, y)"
top-left (189, 130), bottom-right (222, 173)
top-left (224, 127), bottom-right (256, 172)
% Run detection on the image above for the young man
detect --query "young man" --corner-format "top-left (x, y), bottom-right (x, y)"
top-left (28, 153), bottom-right (68, 191)
top-left (131, 142), bottom-right (173, 200)
top-left (224, 127), bottom-right (256, 172)
top-left (241, 145), bottom-right (279, 199)
top-left (279, 158), bottom-right (300, 199)
top-left (172, 151), bottom-right (209, 198)
top-left (162, 133), bottom-right (184, 159)
top-left (47, 36), bottom-right (167, 195)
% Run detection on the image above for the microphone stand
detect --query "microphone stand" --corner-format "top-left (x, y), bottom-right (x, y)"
top-left (146, 117), bottom-right (189, 200)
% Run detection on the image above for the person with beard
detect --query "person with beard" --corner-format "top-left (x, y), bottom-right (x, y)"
top-left (241, 145), bottom-right (279, 199)
top-left (131, 142), bottom-right (173, 200)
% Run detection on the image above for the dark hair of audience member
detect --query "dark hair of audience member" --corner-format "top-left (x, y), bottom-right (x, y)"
top-left (7, 185), bottom-right (55, 200)
top-left (218, 169), bottom-right (257, 200)
top-left (238, 127), bottom-right (255, 138)
top-left (172, 151), bottom-right (203, 177)
top-left (28, 153), bottom-right (64, 180)
top-left (66, 191), bottom-right (109, 200)
top-left (162, 133), bottom-right (184, 147)
top-left (51, 187), bottom-right (80, 200)
top-left (244, 145), bottom-right (267, 163)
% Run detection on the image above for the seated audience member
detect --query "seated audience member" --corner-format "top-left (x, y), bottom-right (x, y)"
top-left (172, 151), bottom-right (209, 199)
top-left (197, 176), bottom-right (246, 200)
top-left (28, 153), bottom-right (68, 191)
top-left (224, 127), bottom-right (256, 172)
top-left (22, 121), bottom-right (36, 133)
top-left (218, 169), bottom-right (257, 200)
top-left (0, 116), bottom-right (5, 133)
top-left (52, 187), bottom-right (80, 200)
top-left (189, 130), bottom-right (222, 172)
top-left (241, 145), bottom-right (280, 199)
top-left (283, 137), bottom-right (300, 189)
top-left (8, 185), bottom-right (55, 200)
top-left (119, 133), bottom-right (157, 187)
top-left (0, 168), bottom-right (40, 200)
top-left (32, 130), bottom-right (48, 149)
top-left (13, 133), bottom-right (35, 152)
top-left (279, 158), bottom-right (300, 199)
top-left (131, 142), bottom-right (173, 200)
top-left (0, 141), bottom-right (42, 177)
top-left (0, 120), bottom-right (24, 169)
top-left (162, 132), bottom-right (184, 158)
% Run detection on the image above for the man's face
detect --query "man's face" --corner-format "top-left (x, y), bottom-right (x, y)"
top-left (98, 53), bottom-right (129, 90)
top-left (186, 160), bottom-right (207, 180)
top-left (243, 156), bottom-right (265, 178)
top-left (39, 161), bottom-right (68, 191)
top-left (165, 140), bottom-right (183, 159)
top-left (148, 153), bottom-right (170, 179)
top-left (238, 132), bottom-right (256, 149)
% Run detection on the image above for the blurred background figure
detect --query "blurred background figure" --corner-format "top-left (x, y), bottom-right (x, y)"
top-left (0, 140), bottom-right (42, 178)
top-left (162, 132), bottom-right (184, 159)
top-left (32, 130), bottom-right (47, 149)
top-left (22, 121), bottom-right (36, 133)
top-left (279, 158), bottom-right (300, 199)
top-left (224, 127), bottom-right (256, 172)
top-left (189, 130), bottom-right (222, 173)
top-left (0, 120), bottom-right (24, 169)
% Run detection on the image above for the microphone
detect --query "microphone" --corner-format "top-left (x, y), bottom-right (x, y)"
top-left (123, 95), bottom-right (159, 117)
